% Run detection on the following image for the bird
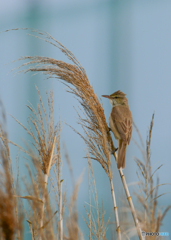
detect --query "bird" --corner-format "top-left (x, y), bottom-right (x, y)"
top-left (102, 90), bottom-right (132, 169)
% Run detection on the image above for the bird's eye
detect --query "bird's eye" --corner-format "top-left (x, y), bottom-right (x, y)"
top-left (115, 97), bottom-right (118, 99)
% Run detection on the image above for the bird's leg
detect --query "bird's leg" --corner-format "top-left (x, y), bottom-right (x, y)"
top-left (107, 127), bottom-right (117, 154)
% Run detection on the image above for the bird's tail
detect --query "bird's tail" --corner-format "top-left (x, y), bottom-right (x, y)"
top-left (117, 140), bottom-right (127, 169)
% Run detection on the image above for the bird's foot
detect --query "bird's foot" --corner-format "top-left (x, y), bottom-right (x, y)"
top-left (107, 127), bottom-right (111, 133)
top-left (111, 148), bottom-right (118, 155)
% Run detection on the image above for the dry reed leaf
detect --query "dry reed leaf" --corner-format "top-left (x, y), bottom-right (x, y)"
top-left (39, 211), bottom-right (58, 230)
top-left (14, 195), bottom-right (44, 203)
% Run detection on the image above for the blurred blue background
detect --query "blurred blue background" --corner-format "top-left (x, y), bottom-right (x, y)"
top-left (0, 0), bottom-right (171, 239)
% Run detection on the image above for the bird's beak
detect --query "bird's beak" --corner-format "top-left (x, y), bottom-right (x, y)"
top-left (102, 95), bottom-right (110, 98)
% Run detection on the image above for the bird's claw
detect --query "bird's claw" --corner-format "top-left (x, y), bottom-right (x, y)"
top-left (107, 127), bottom-right (111, 133)
top-left (111, 148), bottom-right (118, 155)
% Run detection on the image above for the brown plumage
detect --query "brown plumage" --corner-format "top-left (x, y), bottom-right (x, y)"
top-left (102, 90), bottom-right (132, 169)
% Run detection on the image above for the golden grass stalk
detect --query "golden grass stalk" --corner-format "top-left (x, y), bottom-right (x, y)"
top-left (5, 87), bottom-right (61, 238)
top-left (134, 114), bottom-right (171, 238)
top-left (0, 137), bottom-right (17, 240)
top-left (15, 29), bottom-right (121, 239)
top-left (15, 88), bottom-right (58, 238)
top-left (0, 107), bottom-right (23, 240)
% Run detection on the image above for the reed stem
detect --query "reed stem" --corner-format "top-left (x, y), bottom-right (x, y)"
top-left (39, 136), bottom-right (56, 240)
top-left (40, 174), bottom-right (48, 228)
top-left (119, 168), bottom-right (144, 240)
top-left (59, 180), bottom-right (63, 240)
top-left (113, 152), bottom-right (144, 240)
top-left (110, 178), bottom-right (121, 240)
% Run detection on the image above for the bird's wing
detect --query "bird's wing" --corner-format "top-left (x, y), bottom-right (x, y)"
top-left (111, 106), bottom-right (132, 144)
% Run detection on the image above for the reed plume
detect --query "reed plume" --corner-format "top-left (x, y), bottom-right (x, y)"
top-left (10, 87), bottom-right (61, 239)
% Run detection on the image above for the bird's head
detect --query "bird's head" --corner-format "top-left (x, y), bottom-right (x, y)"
top-left (102, 90), bottom-right (128, 107)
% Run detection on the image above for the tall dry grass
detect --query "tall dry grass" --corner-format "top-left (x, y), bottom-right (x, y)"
top-left (0, 86), bottom-right (82, 240)
top-left (133, 114), bottom-right (171, 239)
top-left (0, 29), bottom-right (170, 240)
